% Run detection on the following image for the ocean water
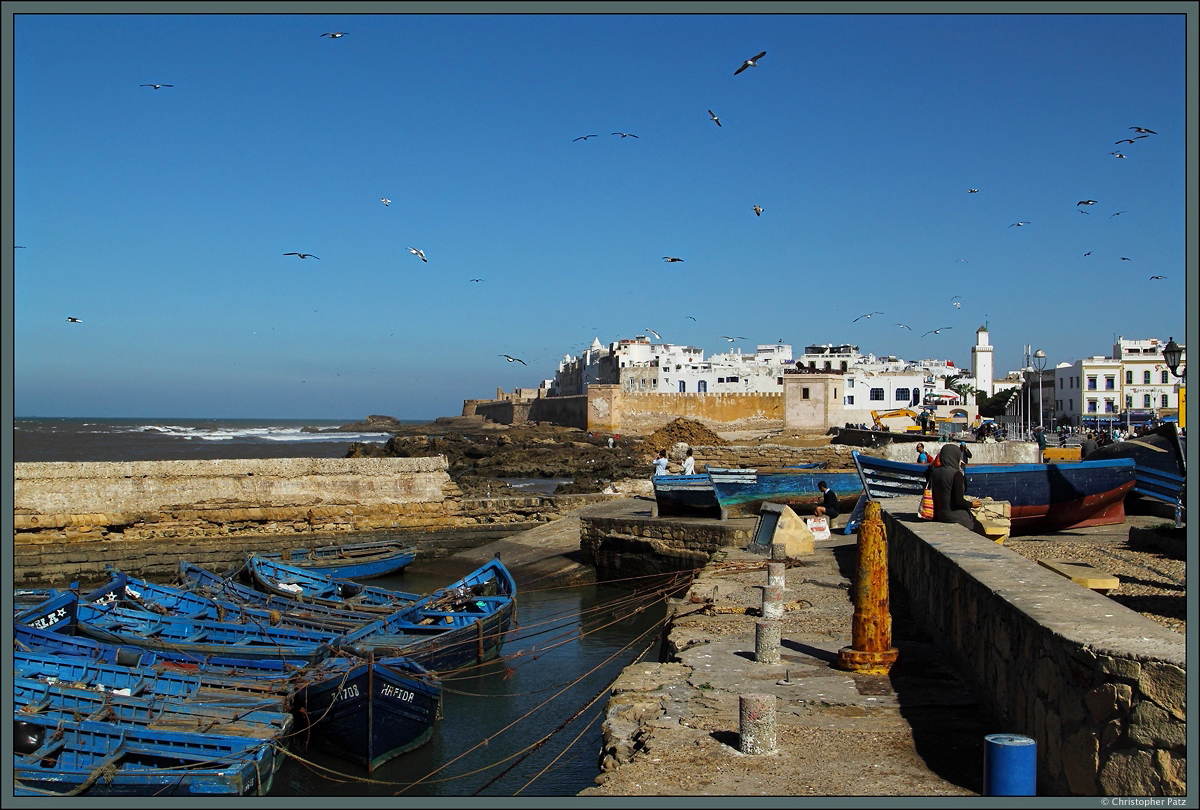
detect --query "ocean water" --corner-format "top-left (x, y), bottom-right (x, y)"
top-left (10, 417), bottom-right (422, 463)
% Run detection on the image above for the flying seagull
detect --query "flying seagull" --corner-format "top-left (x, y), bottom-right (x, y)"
top-left (686, 316), bottom-right (697, 321)
top-left (734, 51), bottom-right (766, 75)
top-left (1120, 257), bottom-right (1131, 261)
top-left (663, 256), bottom-right (684, 263)
top-left (1084, 251), bottom-right (1092, 256)
top-left (1110, 211), bottom-right (1128, 218)
top-left (1150, 275), bottom-right (1167, 280)
top-left (708, 109), bottom-right (722, 127)
top-left (895, 323), bottom-right (912, 330)
top-left (968, 188), bottom-right (979, 193)
top-left (752, 204), bottom-right (764, 217)
top-left (1078, 210), bottom-right (1090, 215)
top-left (407, 247), bottom-right (427, 262)
top-left (573, 134), bottom-right (598, 141)
top-left (500, 354), bottom-right (526, 365)
top-left (645, 328), bottom-right (661, 340)
top-left (1115, 137), bottom-right (1149, 145)
top-left (140, 84), bottom-right (173, 89)
top-left (1109, 152), bottom-right (1126, 158)
top-left (612, 132), bottom-right (638, 138)
top-left (1077, 200), bottom-right (1097, 206)
top-left (853, 312), bottom-right (883, 322)
top-left (66, 317), bottom-right (82, 323)
top-left (380, 198), bottom-right (390, 206)
top-left (953, 301), bottom-right (962, 309)
top-left (1130, 127), bottom-right (1157, 134)
top-left (719, 335), bottom-right (746, 342)
top-left (922, 327), bottom-right (952, 337)
top-left (1009, 221), bottom-right (1031, 227)
top-left (284, 252), bottom-right (320, 259)
top-left (469, 278), bottom-right (484, 283)
top-left (321, 32), bottom-right (347, 38)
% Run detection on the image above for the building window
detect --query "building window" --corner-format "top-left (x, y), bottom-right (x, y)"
top-left (802, 387), bottom-right (810, 400)
top-left (1126, 395), bottom-right (1133, 408)
top-left (847, 378), bottom-right (854, 388)
top-left (1144, 371), bottom-right (1152, 384)
top-left (728, 376), bottom-right (738, 383)
top-left (1069, 398), bottom-right (1073, 411)
top-left (777, 377), bottom-right (783, 386)
top-left (870, 388), bottom-right (885, 401)
top-left (1105, 377), bottom-right (1114, 390)
top-left (895, 387), bottom-right (910, 402)
top-left (1162, 394), bottom-right (1169, 408)
top-left (840, 361), bottom-right (847, 372)
top-left (1125, 370), bottom-right (1133, 385)
top-left (1059, 378), bottom-right (1063, 388)
top-left (679, 381), bottom-right (686, 392)
top-left (1144, 394), bottom-right (1152, 408)
top-left (1162, 370), bottom-right (1170, 384)
top-left (698, 380), bottom-right (707, 393)
top-left (1104, 400), bottom-right (1114, 413)
top-left (845, 395), bottom-right (854, 405)
top-left (1087, 400), bottom-right (1097, 413)
top-left (1087, 377), bottom-right (1097, 390)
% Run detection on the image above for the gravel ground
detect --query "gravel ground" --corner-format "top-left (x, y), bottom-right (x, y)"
top-left (1002, 511), bottom-right (1187, 636)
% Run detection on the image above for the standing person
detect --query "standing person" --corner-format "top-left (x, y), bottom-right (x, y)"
top-left (1033, 426), bottom-right (1047, 460)
top-left (926, 444), bottom-right (982, 530)
top-left (1080, 433), bottom-right (1098, 459)
top-left (817, 481), bottom-right (840, 519)
top-left (958, 441), bottom-right (973, 467)
top-left (681, 448), bottom-right (696, 475)
top-left (651, 450), bottom-right (670, 477)
top-left (915, 443), bottom-right (933, 464)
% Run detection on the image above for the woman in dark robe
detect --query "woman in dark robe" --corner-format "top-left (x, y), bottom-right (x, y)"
top-left (926, 443), bottom-right (981, 530)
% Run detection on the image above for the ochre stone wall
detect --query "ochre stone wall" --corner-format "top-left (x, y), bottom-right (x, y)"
top-left (691, 443), bottom-right (862, 470)
top-left (585, 388), bottom-right (785, 436)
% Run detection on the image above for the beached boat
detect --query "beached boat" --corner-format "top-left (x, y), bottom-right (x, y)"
top-left (341, 557), bottom-right (517, 672)
top-left (258, 539), bottom-right (418, 580)
top-left (13, 714), bottom-right (281, 796)
top-left (651, 474), bottom-right (722, 518)
top-left (850, 451), bottom-right (1137, 533)
top-left (1080, 423), bottom-right (1186, 505)
top-left (245, 554), bottom-right (422, 614)
top-left (706, 467), bottom-right (863, 519)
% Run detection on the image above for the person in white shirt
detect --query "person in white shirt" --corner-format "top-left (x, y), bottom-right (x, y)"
top-left (652, 450), bottom-right (670, 477)
top-left (681, 448), bottom-right (696, 475)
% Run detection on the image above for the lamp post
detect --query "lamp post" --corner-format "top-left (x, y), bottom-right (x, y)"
top-left (1033, 350), bottom-right (1047, 430)
top-left (1162, 337), bottom-right (1186, 526)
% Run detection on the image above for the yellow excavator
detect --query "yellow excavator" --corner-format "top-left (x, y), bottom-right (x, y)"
top-left (869, 408), bottom-right (943, 433)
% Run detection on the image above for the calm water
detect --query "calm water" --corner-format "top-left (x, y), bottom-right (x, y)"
top-left (11, 416), bottom-right (664, 797)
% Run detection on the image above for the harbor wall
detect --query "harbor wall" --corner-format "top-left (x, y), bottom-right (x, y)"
top-left (881, 498), bottom-right (1185, 796)
top-left (11, 458), bottom-right (623, 583)
top-left (586, 386), bottom-right (785, 436)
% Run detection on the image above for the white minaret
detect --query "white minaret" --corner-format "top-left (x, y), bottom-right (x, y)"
top-left (971, 324), bottom-right (994, 398)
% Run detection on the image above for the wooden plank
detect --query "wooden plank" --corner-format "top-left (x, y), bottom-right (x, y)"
top-left (1037, 558), bottom-right (1120, 592)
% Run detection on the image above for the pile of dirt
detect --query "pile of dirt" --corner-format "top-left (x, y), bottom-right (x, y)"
top-left (641, 418), bottom-right (729, 451)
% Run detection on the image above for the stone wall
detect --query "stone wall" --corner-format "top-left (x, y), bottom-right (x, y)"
top-left (692, 443), bottom-right (861, 470)
top-left (585, 386), bottom-right (785, 436)
top-left (882, 498), bottom-right (1185, 796)
top-left (579, 512), bottom-right (757, 580)
top-left (529, 394), bottom-right (588, 430)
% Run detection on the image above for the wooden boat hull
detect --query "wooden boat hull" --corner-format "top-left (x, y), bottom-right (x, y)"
top-left (1081, 423), bottom-right (1186, 504)
top-left (259, 540), bottom-right (418, 580)
top-left (851, 451), bottom-right (1137, 534)
top-left (651, 474), bottom-right (722, 517)
top-left (707, 468), bottom-right (863, 519)
top-left (246, 554), bottom-right (421, 613)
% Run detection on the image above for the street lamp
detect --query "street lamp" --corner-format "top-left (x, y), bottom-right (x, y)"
top-left (1033, 350), bottom-right (1047, 430)
top-left (1163, 337), bottom-right (1185, 379)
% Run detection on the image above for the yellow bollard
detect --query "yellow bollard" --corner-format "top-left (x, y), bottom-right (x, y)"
top-left (836, 500), bottom-right (899, 674)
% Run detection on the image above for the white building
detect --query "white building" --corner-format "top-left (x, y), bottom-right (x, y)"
top-left (971, 325), bottom-right (996, 398)
top-left (1049, 337), bottom-right (1184, 428)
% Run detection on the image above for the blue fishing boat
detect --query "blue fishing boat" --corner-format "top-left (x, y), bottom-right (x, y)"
top-left (706, 467), bottom-right (864, 519)
top-left (245, 554), bottom-right (422, 614)
top-left (851, 451), bottom-right (1137, 533)
top-left (258, 539), bottom-right (418, 579)
top-left (341, 557), bottom-right (517, 672)
top-left (13, 714), bottom-right (280, 796)
top-left (651, 474), bottom-right (722, 518)
top-left (1080, 423), bottom-right (1186, 505)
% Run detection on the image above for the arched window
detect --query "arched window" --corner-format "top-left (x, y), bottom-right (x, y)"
top-left (894, 387), bottom-right (910, 402)
top-left (870, 388), bottom-right (885, 401)
top-left (1143, 370), bottom-right (1152, 384)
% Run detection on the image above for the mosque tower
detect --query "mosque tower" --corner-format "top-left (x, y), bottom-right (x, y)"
top-left (971, 325), bottom-right (995, 398)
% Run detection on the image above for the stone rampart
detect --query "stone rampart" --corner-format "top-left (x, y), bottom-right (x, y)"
top-left (882, 498), bottom-right (1185, 795)
top-left (692, 443), bottom-right (861, 469)
top-left (579, 512), bottom-right (757, 580)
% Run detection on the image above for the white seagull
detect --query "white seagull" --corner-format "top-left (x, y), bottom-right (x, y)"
top-left (968, 188), bottom-right (979, 193)
top-left (408, 247), bottom-right (427, 262)
top-left (500, 354), bottom-right (526, 365)
top-left (708, 110), bottom-right (722, 127)
top-left (752, 205), bottom-right (764, 217)
top-left (663, 256), bottom-right (684, 263)
top-left (612, 132), bottom-right (639, 138)
top-left (853, 312), bottom-right (883, 322)
top-left (66, 317), bottom-right (82, 323)
top-left (1150, 275), bottom-right (1167, 280)
top-left (1109, 152), bottom-right (1126, 158)
top-left (1130, 127), bottom-right (1157, 134)
top-left (140, 84), bottom-right (173, 89)
top-left (321, 32), bottom-right (347, 38)
top-left (573, 134), bottom-right (598, 141)
top-left (284, 252), bottom-right (320, 259)
top-left (1077, 200), bottom-right (1097, 206)
top-left (645, 328), bottom-right (661, 340)
top-left (895, 323), bottom-right (912, 330)
top-left (734, 51), bottom-right (766, 75)
top-left (1009, 221), bottom-right (1031, 227)
top-left (923, 327), bottom-right (952, 337)
top-left (380, 198), bottom-right (390, 206)
top-left (720, 335), bottom-right (746, 342)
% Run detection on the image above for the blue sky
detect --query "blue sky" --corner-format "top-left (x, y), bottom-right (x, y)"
top-left (8, 6), bottom-right (1193, 420)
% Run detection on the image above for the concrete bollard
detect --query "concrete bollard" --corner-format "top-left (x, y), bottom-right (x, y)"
top-left (770, 541), bottom-right (787, 561)
top-left (739, 694), bottom-right (777, 754)
top-left (766, 562), bottom-right (786, 589)
top-left (755, 619), bottom-right (781, 664)
top-left (760, 583), bottom-right (784, 620)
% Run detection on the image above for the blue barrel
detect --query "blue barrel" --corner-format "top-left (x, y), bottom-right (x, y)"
top-left (983, 733), bottom-right (1037, 796)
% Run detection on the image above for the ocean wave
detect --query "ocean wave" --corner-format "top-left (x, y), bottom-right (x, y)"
top-left (129, 425), bottom-right (389, 443)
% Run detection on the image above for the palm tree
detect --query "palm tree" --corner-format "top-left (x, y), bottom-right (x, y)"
top-left (942, 374), bottom-right (983, 405)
